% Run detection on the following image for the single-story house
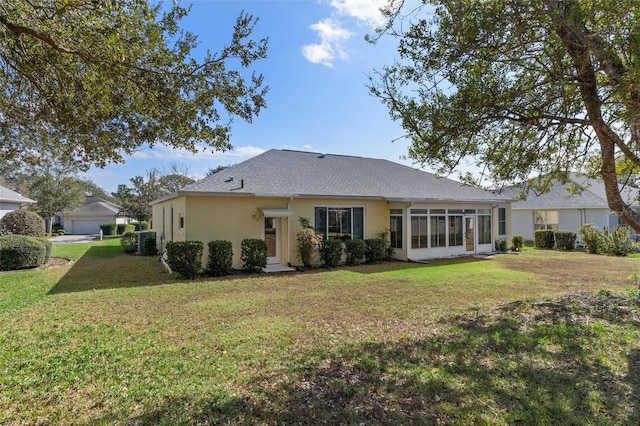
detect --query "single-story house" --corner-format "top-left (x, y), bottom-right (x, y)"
top-left (151, 149), bottom-right (512, 269)
top-left (503, 173), bottom-right (639, 241)
top-left (0, 184), bottom-right (35, 220)
top-left (60, 197), bottom-right (129, 234)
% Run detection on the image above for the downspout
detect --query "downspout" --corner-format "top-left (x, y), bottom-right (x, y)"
top-left (287, 197), bottom-right (293, 265)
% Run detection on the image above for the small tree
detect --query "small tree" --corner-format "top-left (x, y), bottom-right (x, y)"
top-left (296, 217), bottom-right (322, 268)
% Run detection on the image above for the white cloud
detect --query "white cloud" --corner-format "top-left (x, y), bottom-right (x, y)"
top-left (131, 144), bottom-right (265, 161)
top-left (329, 0), bottom-right (386, 26)
top-left (302, 19), bottom-right (352, 67)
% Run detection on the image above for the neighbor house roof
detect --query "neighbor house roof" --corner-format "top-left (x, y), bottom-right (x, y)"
top-left (153, 149), bottom-right (508, 204)
top-left (64, 197), bottom-right (122, 216)
top-left (0, 184), bottom-right (35, 204)
top-left (502, 173), bottom-right (639, 210)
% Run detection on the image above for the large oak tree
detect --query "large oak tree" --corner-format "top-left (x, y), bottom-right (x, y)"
top-left (0, 0), bottom-right (268, 168)
top-left (370, 0), bottom-right (640, 231)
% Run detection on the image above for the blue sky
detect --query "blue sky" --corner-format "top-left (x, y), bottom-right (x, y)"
top-left (84, 0), bottom-right (416, 193)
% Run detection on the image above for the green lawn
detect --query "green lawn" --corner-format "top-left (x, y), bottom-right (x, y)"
top-left (1, 240), bottom-right (639, 424)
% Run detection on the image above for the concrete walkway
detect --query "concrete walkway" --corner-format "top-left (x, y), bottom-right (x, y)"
top-left (49, 234), bottom-right (98, 244)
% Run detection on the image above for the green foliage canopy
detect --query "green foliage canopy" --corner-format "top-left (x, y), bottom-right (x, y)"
top-left (0, 1), bottom-right (268, 168)
top-left (371, 0), bottom-right (640, 231)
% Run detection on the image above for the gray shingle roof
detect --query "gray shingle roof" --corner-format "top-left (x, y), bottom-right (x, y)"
top-left (0, 185), bottom-right (34, 204)
top-left (64, 197), bottom-right (121, 216)
top-left (502, 173), bottom-right (639, 209)
top-left (170, 149), bottom-right (506, 203)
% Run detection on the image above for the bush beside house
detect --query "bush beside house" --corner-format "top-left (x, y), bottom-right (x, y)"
top-left (0, 210), bottom-right (45, 237)
top-left (0, 235), bottom-right (51, 271)
top-left (165, 241), bottom-right (203, 279)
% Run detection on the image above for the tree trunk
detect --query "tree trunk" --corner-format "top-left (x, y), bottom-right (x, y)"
top-left (547, 0), bottom-right (640, 233)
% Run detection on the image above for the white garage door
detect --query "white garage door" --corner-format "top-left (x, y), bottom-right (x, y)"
top-left (70, 220), bottom-right (105, 235)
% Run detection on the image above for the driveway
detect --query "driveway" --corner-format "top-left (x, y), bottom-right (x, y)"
top-left (49, 234), bottom-right (98, 244)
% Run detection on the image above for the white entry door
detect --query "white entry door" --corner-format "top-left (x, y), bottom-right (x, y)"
top-left (264, 217), bottom-right (279, 264)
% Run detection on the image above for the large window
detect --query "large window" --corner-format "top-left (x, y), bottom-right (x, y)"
top-left (314, 207), bottom-right (364, 240)
top-left (534, 210), bottom-right (558, 231)
top-left (390, 209), bottom-right (403, 249)
top-left (498, 207), bottom-right (507, 236)
top-left (478, 209), bottom-right (492, 244)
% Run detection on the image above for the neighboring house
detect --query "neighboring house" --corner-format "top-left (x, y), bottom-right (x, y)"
top-left (503, 173), bottom-right (639, 241)
top-left (60, 197), bottom-right (129, 234)
top-left (0, 184), bottom-right (35, 220)
top-left (151, 149), bottom-right (511, 269)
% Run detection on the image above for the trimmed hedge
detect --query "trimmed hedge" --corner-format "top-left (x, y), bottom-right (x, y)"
top-left (207, 240), bottom-right (233, 276)
top-left (131, 221), bottom-right (150, 231)
top-left (142, 236), bottom-right (158, 256)
top-left (117, 224), bottom-right (135, 235)
top-left (100, 223), bottom-right (117, 236)
top-left (321, 238), bottom-right (343, 267)
top-left (0, 209), bottom-right (45, 237)
top-left (241, 239), bottom-right (267, 273)
top-left (165, 240), bottom-right (203, 279)
top-left (0, 235), bottom-right (50, 271)
top-left (555, 231), bottom-right (577, 251)
top-left (534, 229), bottom-right (555, 249)
top-left (365, 238), bottom-right (387, 264)
top-left (120, 232), bottom-right (138, 254)
top-left (344, 238), bottom-right (366, 266)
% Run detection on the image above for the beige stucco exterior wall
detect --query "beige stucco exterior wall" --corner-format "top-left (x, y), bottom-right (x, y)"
top-left (152, 195), bottom-right (391, 269)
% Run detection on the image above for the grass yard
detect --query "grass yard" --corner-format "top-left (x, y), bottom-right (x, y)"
top-left (1, 240), bottom-right (639, 424)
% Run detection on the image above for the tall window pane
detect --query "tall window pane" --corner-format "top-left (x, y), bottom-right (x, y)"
top-left (449, 215), bottom-right (463, 246)
top-left (479, 215), bottom-right (492, 244)
top-left (498, 207), bottom-right (506, 236)
top-left (390, 215), bottom-right (403, 249)
top-left (353, 207), bottom-right (364, 239)
top-left (314, 207), bottom-right (326, 240)
top-left (431, 216), bottom-right (446, 247)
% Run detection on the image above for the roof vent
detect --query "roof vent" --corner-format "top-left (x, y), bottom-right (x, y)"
top-left (225, 177), bottom-right (234, 183)
top-left (318, 153), bottom-right (326, 159)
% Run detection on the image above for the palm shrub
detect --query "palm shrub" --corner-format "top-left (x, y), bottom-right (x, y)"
top-left (510, 234), bottom-right (524, 251)
top-left (0, 235), bottom-right (50, 270)
top-left (578, 223), bottom-right (601, 254)
top-left (120, 232), bottom-right (138, 254)
top-left (241, 238), bottom-right (267, 273)
top-left (365, 238), bottom-right (387, 264)
top-left (495, 238), bottom-right (508, 252)
top-left (296, 217), bottom-right (322, 268)
top-left (207, 240), bottom-right (233, 276)
top-left (344, 238), bottom-right (366, 265)
top-left (534, 229), bottom-right (555, 249)
top-left (555, 231), bottom-right (577, 251)
top-left (600, 225), bottom-right (637, 256)
top-left (0, 209), bottom-right (45, 237)
top-left (321, 238), bottom-right (343, 267)
top-left (165, 240), bottom-right (203, 279)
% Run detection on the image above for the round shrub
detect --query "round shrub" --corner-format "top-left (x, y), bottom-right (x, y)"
top-left (120, 232), bottom-right (138, 254)
top-left (534, 229), bottom-right (555, 249)
top-left (555, 231), bottom-right (576, 251)
top-left (117, 223), bottom-right (135, 235)
top-left (365, 238), bottom-right (387, 264)
top-left (207, 240), bottom-right (233, 276)
top-left (143, 236), bottom-right (158, 256)
top-left (166, 240), bottom-right (203, 279)
top-left (578, 223), bottom-right (601, 254)
top-left (0, 209), bottom-right (45, 237)
top-left (0, 235), bottom-right (49, 271)
top-left (344, 238), bottom-right (366, 265)
top-left (321, 238), bottom-right (343, 267)
top-left (100, 223), bottom-right (117, 236)
top-left (241, 238), bottom-right (267, 273)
